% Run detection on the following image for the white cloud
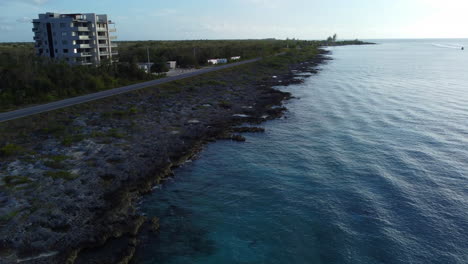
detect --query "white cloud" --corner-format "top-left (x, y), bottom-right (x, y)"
top-left (19, 0), bottom-right (49, 5)
top-left (241, 0), bottom-right (286, 9)
top-left (0, 25), bottom-right (13, 31)
top-left (151, 8), bottom-right (178, 17)
top-left (0, 0), bottom-right (49, 8)
top-left (16, 17), bottom-right (32, 23)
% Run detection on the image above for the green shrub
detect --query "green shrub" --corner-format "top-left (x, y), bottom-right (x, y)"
top-left (218, 100), bottom-right (232, 108)
top-left (107, 128), bottom-right (125, 139)
top-left (61, 134), bottom-right (86, 146)
top-left (0, 144), bottom-right (24, 157)
top-left (0, 210), bottom-right (21, 223)
top-left (45, 171), bottom-right (79, 181)
top-left (3, 175), bottom-right (32, 187)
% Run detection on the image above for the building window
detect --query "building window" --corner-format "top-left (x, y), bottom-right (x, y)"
top-left (55, 49), bottom-right (58, 53)
top-left (62, 40), bottom-right (68, 45)
top-left (46, 49), bottom-right (49, 53)
top-left (62, 32), bottom-right (67, 37)
top-left (60, 23), bottom-right (66, 28)
top-left (63, 49), bottom-right (69, 53)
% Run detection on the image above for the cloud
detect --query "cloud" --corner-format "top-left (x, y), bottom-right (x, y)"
top-left (16, 17), bottom-right (32, 23)
top-left (0, 0), bottom-right (49, 6)
top-left (19, 0), bottom-right (49, 5)
top-left (240, 0), bottom-right (286, 9)
top-left (152, 8), bottom-right (178, 17)
top-left (0, 25), bottom-right (13, 31)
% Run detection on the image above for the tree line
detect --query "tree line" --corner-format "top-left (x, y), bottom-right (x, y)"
top-left (117, 39), bottom-right (313, 71)
top-left (0, 43), bottom-right (154, 111)
top-left (0, 38), bottom-right (368, 111)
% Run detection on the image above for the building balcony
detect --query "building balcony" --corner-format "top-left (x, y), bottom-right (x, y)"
top-left (111, 43), bottom-right (118, 48)
top-left (111, 51), bottom-right (118, 56)
top-left (71, 52), bottom-right (93, 57)
top-left (97, 27), bottom-right (107, 31)
top-left (32, 28), bottom-right (41, 32)
top-left (33, 36), bottom-right (42, 40)
top-left (74, 27), bottom-right (90, 31)
top-left (97, 35), bottom-right (108, 40)
top-left (110, 36), bottom-right (117, 40)
top-left (108, 28), bottom-right (116, 32)
top-left (78, 35), bottom-right (90, 40)
top-left (100, 51), bottom-right (109, 55)
top-left (70, 35), bottom-right (91, 40)
top-left (79, 52), bottom-right (93, 57)
top-left (78, 44), bottom-right (91, 49)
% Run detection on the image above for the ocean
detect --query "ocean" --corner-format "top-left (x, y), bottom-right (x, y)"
top-left (133, 39), bottom-right (468, 264)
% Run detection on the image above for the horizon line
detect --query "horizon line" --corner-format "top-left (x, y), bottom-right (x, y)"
top-left (1, 37), bottom-right (468, 44)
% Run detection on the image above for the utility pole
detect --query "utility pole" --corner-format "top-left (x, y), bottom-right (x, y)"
top-left (147, 47), bottom-right (150, 64)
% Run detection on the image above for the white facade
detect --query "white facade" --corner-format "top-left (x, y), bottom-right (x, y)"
top-left (207, 58), bottom-right (228, 65)
top-left (207, 59), bottom-right (218, 65)
top-left (137, 63), bottom-right (154, 73)
top-left (32, 12), bottom-right (118, 65)
top-left (166, 61), bottom-right (177, 69)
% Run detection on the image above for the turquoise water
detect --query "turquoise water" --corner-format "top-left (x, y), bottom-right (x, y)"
top-left (134, 40), bottom-right (468, 264)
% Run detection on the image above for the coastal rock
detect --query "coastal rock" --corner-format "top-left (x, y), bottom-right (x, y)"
top-left (0, 50), bottom-right (331, 264)
top-left (232, 127), bottom-right (265, 133)
top-left (72, 118), bottom-right (87, 127)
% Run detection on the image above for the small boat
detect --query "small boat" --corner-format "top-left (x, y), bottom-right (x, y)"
top-left (462, 47), bottom-right (465, 50)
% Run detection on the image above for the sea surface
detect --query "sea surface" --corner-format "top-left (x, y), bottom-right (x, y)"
top-left (133, 39), bottom-right (468, 264)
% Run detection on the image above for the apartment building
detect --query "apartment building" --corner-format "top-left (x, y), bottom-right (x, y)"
top-left (32, 12), bottom-right (117, 65)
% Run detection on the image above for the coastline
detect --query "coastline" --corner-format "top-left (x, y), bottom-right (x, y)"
top-left (0, 48), bottom-right (331, 263)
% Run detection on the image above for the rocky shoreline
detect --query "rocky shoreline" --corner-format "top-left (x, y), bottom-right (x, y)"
top-left (0, 49), bottom-right (330, 263)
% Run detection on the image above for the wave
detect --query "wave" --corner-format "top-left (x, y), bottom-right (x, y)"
top-left (431, 43), bottom-right (464, 49)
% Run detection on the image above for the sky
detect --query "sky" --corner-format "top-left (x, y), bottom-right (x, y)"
top-left (0, 0), bottom-right (467, 42)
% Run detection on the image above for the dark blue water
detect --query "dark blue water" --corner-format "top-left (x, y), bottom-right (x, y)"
top-left (135, 40), bottom-right (468, 264)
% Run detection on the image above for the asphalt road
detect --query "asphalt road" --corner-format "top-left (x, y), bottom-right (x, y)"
top-left (0, 58), bottom-right (261, 123)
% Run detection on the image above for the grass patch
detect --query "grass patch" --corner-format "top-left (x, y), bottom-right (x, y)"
top-left (0, 210), bottom-right (21, 224)
top-left (101, 106), bottom-right (139, 119)
top-left (43, 155), bottom-right (70, 169)
top-left (205, 79), bottom-right (227, 86)
top-left (0, 144), bottom-right (25, 157)
top-left (218, 100), bottom-right (232, 108)
top-left (48, 155), bottom-right (69, 162)
top-left (107, 128), bottom-right (126, 139)
top-left (40, 124), bottom-right (67, 136)
top-left (61, 134), bottom-right (86, 146)
top-left (3, 175), bottom-right (32, 187)
top-left (91, 129), bottom-right (126, 139)
top-left (45, 170), bottom-right (79, 181)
